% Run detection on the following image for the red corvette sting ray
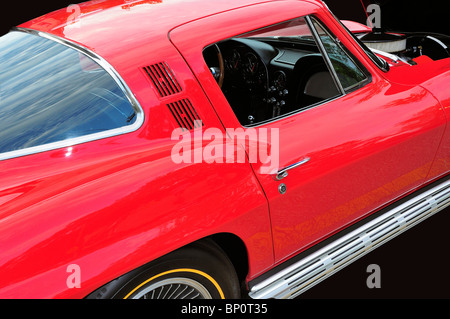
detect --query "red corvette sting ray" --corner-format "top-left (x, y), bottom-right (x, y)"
top-left (1, 0), bottom-right (450, 299)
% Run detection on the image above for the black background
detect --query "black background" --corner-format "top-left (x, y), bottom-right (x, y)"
top-left (0, 0), bottom-right (82, 36)
top-left (1, 0), bottom-right (449, 299)
top-left (327, 0), bottom-right (449, 34)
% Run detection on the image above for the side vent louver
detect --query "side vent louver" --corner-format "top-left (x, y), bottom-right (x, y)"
top-left (167, 99), bottom-right (204, 131)
top-left (144, 62), bottom-right (182, 98)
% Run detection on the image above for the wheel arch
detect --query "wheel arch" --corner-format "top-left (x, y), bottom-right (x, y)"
top-left (85, 233), bottom-right (250, 299)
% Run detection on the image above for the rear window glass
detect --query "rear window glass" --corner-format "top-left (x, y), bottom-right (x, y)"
top-left (0, 31), bottom-right (138, 156)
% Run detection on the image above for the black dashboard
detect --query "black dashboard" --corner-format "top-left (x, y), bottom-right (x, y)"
top-left (204, 37), bottom-right (332, 126)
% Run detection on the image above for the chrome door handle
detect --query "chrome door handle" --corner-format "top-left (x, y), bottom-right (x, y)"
top-left (273, 157), bottom-right (310, 181)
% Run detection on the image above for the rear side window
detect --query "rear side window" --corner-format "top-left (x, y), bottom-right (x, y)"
top-left (0, 31), bottom-right (139, 158)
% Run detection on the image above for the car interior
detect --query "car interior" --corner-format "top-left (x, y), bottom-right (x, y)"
top-left (203, 17), bottom-right (367, 127)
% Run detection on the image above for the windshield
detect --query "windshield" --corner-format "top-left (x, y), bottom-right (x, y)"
top-left (0, 31), bottom-right (138, 159)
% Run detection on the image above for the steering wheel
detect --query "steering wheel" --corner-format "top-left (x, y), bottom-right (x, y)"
top-left (213, 44), bottom-right (225, 88)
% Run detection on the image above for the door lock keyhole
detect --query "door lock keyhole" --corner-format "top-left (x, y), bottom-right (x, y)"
top-left (279, 183), bottom-right (287, 195)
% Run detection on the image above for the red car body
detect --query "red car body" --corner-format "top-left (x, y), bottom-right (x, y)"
top-left (1, 0), bottom-right (449, 299)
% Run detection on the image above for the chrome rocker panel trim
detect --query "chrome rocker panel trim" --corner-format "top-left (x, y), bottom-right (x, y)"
top-left (249, 178), bottom-right (450, 299)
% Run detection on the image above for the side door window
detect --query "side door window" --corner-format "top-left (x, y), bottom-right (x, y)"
top-left (202, 16), bottom-right (336, 127)
top-left (202, 15), bottom-right (370, 128)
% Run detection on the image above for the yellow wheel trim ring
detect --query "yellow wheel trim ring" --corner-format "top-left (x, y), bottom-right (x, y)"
top-left (123, 268), bottom-right (225, 299)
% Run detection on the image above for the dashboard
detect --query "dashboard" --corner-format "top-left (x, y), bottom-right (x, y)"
top-left (204, 37), bottom-right (334, 126)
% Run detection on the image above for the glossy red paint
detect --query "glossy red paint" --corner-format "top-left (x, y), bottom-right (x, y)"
top-left (1, 0), bottom-right (450, 298)
top-left (170, 1), bottom-right (447, 262)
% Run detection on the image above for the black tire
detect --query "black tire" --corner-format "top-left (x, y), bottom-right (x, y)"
top-left (86, 240), bottom-right (241, 299)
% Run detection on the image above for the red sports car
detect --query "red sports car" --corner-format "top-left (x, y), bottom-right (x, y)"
top-left (1, 0), bottom-right (449, 299)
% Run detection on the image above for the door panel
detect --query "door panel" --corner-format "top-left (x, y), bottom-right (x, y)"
top-left (251, 79), bottom-right (445, 261)
top-left (170, 3), bottom-right (447, 263)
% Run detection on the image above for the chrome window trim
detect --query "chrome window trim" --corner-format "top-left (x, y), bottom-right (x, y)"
top-left (338, 21), bottom-right (389, 72)
top-left (232, 16), bottom-right (348, 129)
top-left (0, 28), bottom-right (145, 162)
top-left (243, 93), bottom-right (343, 129)
top-left (242, 15), bottom-right (371, 129)
top-left (323, 6), bottom-right (390, 72)
top-left (308, 16), bottom-right (371, 92)
top-left (305, 15), bottom-right (346, 95)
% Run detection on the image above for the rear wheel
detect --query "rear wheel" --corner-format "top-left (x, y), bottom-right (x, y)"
top-left (87, 240), bottom-right (241, 299)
